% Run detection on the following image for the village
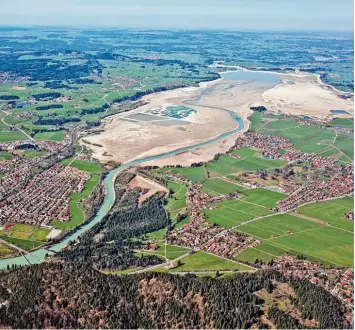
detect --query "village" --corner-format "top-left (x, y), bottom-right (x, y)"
top-left (0, 163), bottom-right (90, 226)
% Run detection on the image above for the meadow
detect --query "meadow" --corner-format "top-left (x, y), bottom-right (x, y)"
top-left (0, 223), bottom-right (50, 251)
top-left (257, 118), bottom-right (353, 161)
top-left (60, 158), bottom-right (103, 173)
top-left (34, 130), bottom-right (65, 141)
top-left (51, 174), bottom-right (100, 230)
top-left (165, 181), bottom-right (187, 217)
top-left (206, 148), bottom-right (286, 177)
top-left (297, 197), bottom-right (354, 232)
top-left (138, 244), bottom-right (189, 260)
top-left (202, 178), bottom-right (247, 196)
top-left (237, 214), bottom-right (354, 267)
top-left (157, 251), bottom-right (252, 272)
top-left (203, 199), bottom-right (272, 228)
top-left (168, 166), bottom-right (206, 183)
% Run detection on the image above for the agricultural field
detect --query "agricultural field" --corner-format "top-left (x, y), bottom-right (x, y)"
top-left (257, 118), bottom-right (354, 161)
top-left (165, 181), bottom-right (187, 217)
top-left (206, 148), bottom-right (286, 176)
top-left (34, 130), bottom-right (65, 141)
top-left (23, 150), bottom-right (47, 158)
top-left (0, 223), bottom-right (50, 251)
top-left (297, 197), bottom-right (354, 232)
top-left (203, 199), bottom-right (272, 228)
top-left (168, 166), bottom-right (206, 182)
top-left (242, 188), bottom-right (286, 208)
top-left (237, 214), bottom-right (354, 267)
top-left (157, 251), bottom-right (252, 272)
top-left (138, 244), bottom-right (189, 260)
top-left (202, 178), bottom-right (247, 196)
top-left (0, 130), bottom-right (27, 142)
top-left (0, 151), bottom-right (13, 160)
top-left (329, 118), bottom-right (354, 129)
top-left (60, 158), bottom-right (103, 173)
top-left (51, 174), bottom-right (100, 229)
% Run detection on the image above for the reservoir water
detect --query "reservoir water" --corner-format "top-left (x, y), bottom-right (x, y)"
top-left (0, 108), bottom-right (245, 268)
top-left (221, 70), bottom-right (281, 84)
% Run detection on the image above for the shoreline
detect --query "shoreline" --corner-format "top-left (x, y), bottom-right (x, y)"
top-left (216, 64), bottom-right (354, 97)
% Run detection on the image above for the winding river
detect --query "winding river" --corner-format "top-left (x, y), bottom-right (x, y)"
top-left (0, 69), bottom-right (280, 268)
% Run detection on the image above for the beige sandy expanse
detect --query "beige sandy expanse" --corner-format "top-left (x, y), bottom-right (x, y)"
top-left (82, 70), bottom-right (353, 167)
top-left (129, 174), bottom-right (168, 204)
top-left (262, 72), bottom-right (353, 119)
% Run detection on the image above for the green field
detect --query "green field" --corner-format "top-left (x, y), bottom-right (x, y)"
top-left (237, 214), bottom-right (353, 267)
top-left (60, 158), bottom-right (103, 173)
top-left (242, 188), bottom-right (286, 208)
top-left (330, 118), bottom-right (354, 129)
top-left (258, 118), bottom-right (353, 160)
top-left (237, 247), bottom-right (275, 263)
top-left (202, 178), bottom-right (247, 195)
top-left (203, 199), bottom-right (272, 228)
top-left (0, 151), bottom-right (13, 160)
top-left (166, 181), bottom-right (187, 216)
top-left (169, 166), bottom-right (206, 182)
top-left (0, 235), bottom-right (43, 251)
top-left (51, 174), bottom-right (100, 229)
top-left (23, 150), bottom-right (47, 158)
top-left (206, 148), bottom-right (286, 176)
top-left (138, 244), bottom-right (189, 260)
top-left (161, 251), bottom-right (252, 272)
top-left (0, 223), bottom-right (50, 249)
top-left (0, 131), bottom-right (27, 142)
top-left (34, 130), bottom-right (65, 141)
top-left (297, 197), bottom-right (354, 232)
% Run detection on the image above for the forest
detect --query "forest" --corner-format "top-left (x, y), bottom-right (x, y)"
top-left (0, 263), bottom-right (349, 329)
top-left (58, 173), bottom-right (170, 270)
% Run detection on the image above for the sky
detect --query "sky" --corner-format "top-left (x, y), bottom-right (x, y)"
top-left (0, 0), bottom-right (353, 31)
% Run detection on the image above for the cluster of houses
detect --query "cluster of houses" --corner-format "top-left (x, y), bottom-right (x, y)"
top-left (0, 164), bottom-right (89, 226)
top-left (275, 164), bottom-right (353, 212)
top-left (262, 254), bottom-right (354, 307)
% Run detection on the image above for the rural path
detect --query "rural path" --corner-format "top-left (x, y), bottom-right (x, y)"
top-left (1, 110), bottom-right (37, 143)
top-left (130, 252), bottom-right (191, 274)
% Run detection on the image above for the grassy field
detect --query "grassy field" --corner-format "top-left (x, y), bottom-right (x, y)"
top-left (34, 130), bottom-right (65, 141)
top-left (0, 235), bottom-right (43, 251)
top-left (51, 174), bottom-right (100, 230)
top-left (138, 244), bottom-right (189, 260)
top-left (165, 181), bottom-right (187, 216)
top-left (242, 188), bottom-right (286, 208)
top-left (258, 118), bottom-right (353, 160)
top-left (237, 214), bottom-right (353, 267)
top-left (0, 131), bottom-right (27, 142)
top-left (23, 150), bottom-right (47, 158)
top-left (160, 251), bottom-right (252, 272)
top-left (0, 223), bottom-right (50, 250)
top-left (0, 151), bottom-right (13, 160)
top-left (202, 178), bottom-right (247, 195)
top-left (0, 243), bottom-right (15, 257)
top-left (60, 158), bottom-right (103, 173)
top-left (206, 148), bottom-right (286, 176)
top-left (330, 118), bottom-right (354, 129)
top-left (169, 166), bottom-right (206, 182)
top-left (297, 197), bottom-right (354, 232)
top-left (203, 199), bottom-right (272, 228)
top-left (237, 247), bottom-right (275, 263)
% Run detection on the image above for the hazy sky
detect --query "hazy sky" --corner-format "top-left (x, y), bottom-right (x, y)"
top-left (0, 0), bottom-right (353, 31)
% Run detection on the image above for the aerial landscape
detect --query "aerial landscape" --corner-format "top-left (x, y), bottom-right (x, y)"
top-left (0, 0), bottom-right (353, 328)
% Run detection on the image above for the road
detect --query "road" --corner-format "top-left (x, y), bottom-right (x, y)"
top-left (1, 110), bottom-right (37, 143)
